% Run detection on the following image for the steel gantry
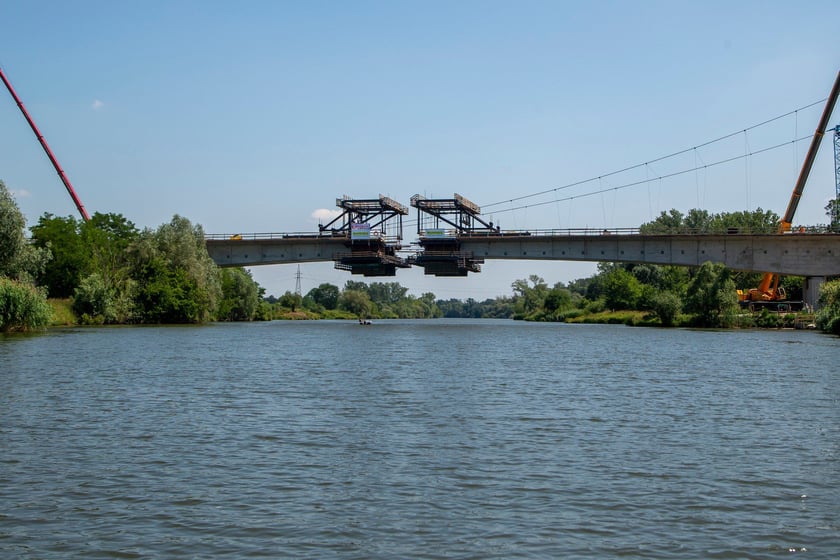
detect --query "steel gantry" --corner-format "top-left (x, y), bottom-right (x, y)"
top-left (318, 195), bottom-right (410, 276)
top-left (409, 193), bottom-right (499, 276)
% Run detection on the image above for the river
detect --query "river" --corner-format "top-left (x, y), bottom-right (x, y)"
top-left (1, 320), bottom-right (838, 559)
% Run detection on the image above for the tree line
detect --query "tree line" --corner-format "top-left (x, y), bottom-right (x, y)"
top-left (439, 206), bottom-right (840, 333)
top-left (271, 280), bottom-right (442, 320)
top-left (3, 175), bottom-right (840, 335)
top-left (1, 180), bottom-right (269, 331)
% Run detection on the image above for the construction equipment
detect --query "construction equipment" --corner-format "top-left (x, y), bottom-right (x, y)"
top-left (834, 124), bottom-right (840, 203)
top-left (737, 69), bottom-right (840, 306)
top-left (0, 66), bottom-right (90, 221)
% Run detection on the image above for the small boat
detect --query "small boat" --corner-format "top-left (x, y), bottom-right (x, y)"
top-left (358, 318), bottom-right (373, 325)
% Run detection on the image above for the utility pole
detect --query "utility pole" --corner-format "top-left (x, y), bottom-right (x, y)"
top-left (295, 265), bottom-right (302, 297)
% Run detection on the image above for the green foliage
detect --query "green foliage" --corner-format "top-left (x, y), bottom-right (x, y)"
top-left (5, 180), bottom-right (261, 325)
top-left (339, 289), bottom-right (373, 318)
top-left (602, 268), bottom-right (642, 310)
top-left (306, 283), bottom-right (340, 310)
top-left (47, 298), bottom-right (77, 326)
top-left (650, 291), bottom-right (682, 327)
top-left (511, 275), bottom-right (548, 317)
top-left (544, 286), bottom-right (573, 313)
top-left (640, 207), bottom-right (780, 234)
top-left (330, 281), bottom-right (440, 319)
top-left (128, 216), bottom-right (222, 323)
top-left (826, 198), bottom-right (840, 232)
top-left (684, 262), bottom-right (739, 327)
top-left (0, 181), bottom-right (52, 332)
top-left (30, 214), bottom-right (84, 296)
top-left (436, 296), bottom-right (514, 318)
top-left (73, 273), bottom-right (117, 324)
top-left (132, 256), bottom-right (204, 323)
top-left (0, 277), bottom-right (52, 332)
top-left (366, 282), bottom-right (409, 306)
top-left (816, 280), bottom-right (840, 335)
top-left (0, 181), bottom-right (51, 283)
top-left (31, 211), bottom-right (138, 298)
top-left (278, 291), bottom-right (303, 312)
top-left (218, 268), bottom-right (261, 321)
top-left (0, 181), bottom-right (29, 277)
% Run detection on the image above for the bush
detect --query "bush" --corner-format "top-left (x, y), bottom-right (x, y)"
top-left (651, 291), bottom-right (682, 327)
top-left (0, 277), bottom-right (52, 332)
top-left (816, 280), bottom-right (840, 335)
top-left (585, 299), bottom-right (606, 314)
top-left (73, 273), bottom-right (116, 323)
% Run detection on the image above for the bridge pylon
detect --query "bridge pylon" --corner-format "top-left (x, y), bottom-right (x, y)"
top-left (410, 193), bottom-right (497, 276)
top-left (319, 195), bottom-right (411, 276)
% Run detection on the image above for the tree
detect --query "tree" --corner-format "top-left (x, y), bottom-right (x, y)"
top-left (543, 286), bottom-right (573, 313)
top-left (0, 180), bottom-right (52, 331)
top-left (72, 273), bottom-right (123, 324)
top-left (417, 292), bottom-right (441, 318)
top-left (367, 282), bottom-right (409, 306)
top-left (650, 291), bottom-right (682, 327)
top-left (640, 207), bottom-right (780, 234)
top-left (511, 275), bottom-right (548, 316)
top-left (826, 198), bottom-right (840, 232)
top-left (1, 181), bottom-right (50, 283)
top-left (339, 289), bottom-right (373, 318)
top-left (639, 209), bottom-right (686, 234)
top-left (128, 216), bottom-right (222, 323)
top-left (30, 211), bottom-right (138, 298)
top-left (218, 268), bottom-right (261, 321)
top-left (815, 280), bottom-right (840, 335)
top-left (684, 262), bottom-right (738, 327)
top-left (709, 208), bottom-right (779, 233)
top-left (82, 212), bottom-right (139, 285)
top-left (0, 276), bottom-right (52, 332)
top-left (29, 213), bottom-right (87, 297)
top-left (344, 280), bottom-right (368, 293)
top-left (306, 283), bottom-right (340, 310)
top-left (0, 181), bottom-right (28, 277)
top-left (602, 268), bottom-right (642, 310)
top-left (278, 291), bottom-right (303, 312)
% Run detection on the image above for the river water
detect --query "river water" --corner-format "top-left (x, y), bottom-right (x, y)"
top-left (1, 320), bottom-right (838, 559)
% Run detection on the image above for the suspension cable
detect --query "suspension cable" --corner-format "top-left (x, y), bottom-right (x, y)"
top-left (483, 98), bottom-right (828, 209)
top-left (490, 135), bottom-right (813, 215)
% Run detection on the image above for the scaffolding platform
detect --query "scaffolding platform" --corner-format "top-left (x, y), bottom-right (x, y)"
top-left (410, 193), bottom-right (493, 276)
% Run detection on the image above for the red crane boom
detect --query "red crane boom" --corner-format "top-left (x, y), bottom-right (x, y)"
top-left (0, 66), bottom-right (90, 221)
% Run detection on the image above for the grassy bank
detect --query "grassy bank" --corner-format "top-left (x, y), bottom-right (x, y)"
top-left (48, 298), bottom-right (77, 326)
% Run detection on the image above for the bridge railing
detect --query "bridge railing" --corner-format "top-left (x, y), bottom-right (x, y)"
top-left (205, 231), bottom-right (349, 241)
top-left (206, 225), bottom-right (838, 241)
top-left (460, 227), bottom-right (642, 237)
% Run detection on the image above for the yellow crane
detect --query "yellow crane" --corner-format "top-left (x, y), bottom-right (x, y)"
top-left (737, 69), bottom-right (840, 305)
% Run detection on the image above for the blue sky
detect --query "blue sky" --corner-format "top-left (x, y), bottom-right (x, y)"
top-left (1, 1), bottom-right (838, 298)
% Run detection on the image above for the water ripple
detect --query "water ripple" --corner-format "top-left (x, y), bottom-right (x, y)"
top-left (1, 321), bottom-right (838, 558)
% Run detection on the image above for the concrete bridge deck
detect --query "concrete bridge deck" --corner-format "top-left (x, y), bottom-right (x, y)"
top-left (205, 229), bottom-right (840, 277)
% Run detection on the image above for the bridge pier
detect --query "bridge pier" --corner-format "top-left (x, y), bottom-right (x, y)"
top-left (804, 276), bottom-right (826, 310)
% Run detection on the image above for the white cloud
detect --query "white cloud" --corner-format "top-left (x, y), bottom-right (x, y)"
top-left (311, 208), bottom-right (341, 222)
top-left (10, 189), bottom-right (31, 198)
top-left (91, 99), bottom-right (104, 110)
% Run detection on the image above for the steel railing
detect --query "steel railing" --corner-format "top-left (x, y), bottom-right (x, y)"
top-left (206, 226), bottom-right (840, 241)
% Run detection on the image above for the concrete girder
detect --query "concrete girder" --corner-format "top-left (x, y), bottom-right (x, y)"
top-left (457, 233), bottom-right (840, 277)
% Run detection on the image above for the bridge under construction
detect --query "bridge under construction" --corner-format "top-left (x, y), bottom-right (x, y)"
top-left (205, 193), bottom-right (840, 307)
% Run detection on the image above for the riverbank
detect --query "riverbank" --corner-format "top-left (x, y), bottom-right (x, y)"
top-left (48, 297), bottom-right (819, 332)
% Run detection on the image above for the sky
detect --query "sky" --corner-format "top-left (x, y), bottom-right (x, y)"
top-left (1, 1), bottom-right (838, 299)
